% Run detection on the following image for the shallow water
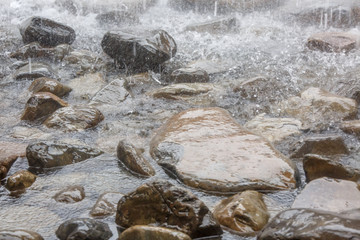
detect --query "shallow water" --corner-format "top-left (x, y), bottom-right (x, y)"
top-left (1, 0), bottom-right (360, 239)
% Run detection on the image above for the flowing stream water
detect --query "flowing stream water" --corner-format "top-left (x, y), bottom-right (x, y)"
top-left (1, 0), bottom-right (360, 239)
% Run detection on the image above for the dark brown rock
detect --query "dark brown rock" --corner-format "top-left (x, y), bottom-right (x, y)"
top-left (257, 208), bottom-right (360, 240)
top-left (29, 77), bottom-right (72, 97)
top-left (291, 135), bottom-right (348, 158)
top-left (26, 141), bottom-right (103, 169)
top-left (304, 154), bottom-right (360, 182)
top-left (170, 67), bottom-right (209, 83)
top-left (44, 105), bottom-right (104, 131)
top-left (119, 226), bottom-right (192, 240)
top-left (56, 218), bottom-right (112, 240)
top-left (292, 177), bottom-right (360, 212)
top-left (10, 42), bottom-right (72, 61)
top-left (20, 16), bottom-right (76, 47)
top-left (0, 141), bottom-right (27, 180)
top-left (213, 191), bottom-right (269, 233)
top-left (5, 170), bottom-right (37, 191)
top-left (0, 229), bottom-right (44, 240)
top-left (54, 185), bottom-right (85, 203)
top-left (116, 180), bottom-right (223, 238)
top-left (21, 92), bottom-right (68, 122)
top-left (117, 141), bottom-right (155, 177)
top-left (150, 108), bottom-right (297, 193)
top-left (101, 30), bottom-right (177, 72)
top-left (307, 32), bottom-right (357, 53)
top-left (15, 62), bottom-right (58, 80)
top-left (90, 192), bottom-right (124, 218)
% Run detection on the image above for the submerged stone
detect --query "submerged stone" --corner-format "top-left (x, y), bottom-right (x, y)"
top-left (292, 177), bottom-right (360, 212)
top-left (64, 50), bottom-right (104, 75)
top-left (15, 62), bottom-right (57, 80)
top-left (101, 30), bottom-right (177, 72)
top-left (10, 42), bottom-right (72, 61)
top-left (21, 92), bottom-right (68, 122)
top-left (150, 108), bottom-right (297, 193)
top-left (340, 120), bottom-right (360, 135)
top-left (0, 229), bottom-right (44, 240)
top-left (281, 87), bottom-right (357, 129)
top-left (29, 77), bottom-right (72, 97)
top-left (213, 190), bottom-right (269, 233)
top-left (0, 141), bottom-right (27, 180)
top-left (303, 154), bottom-right (360, 182)
top-left (150, 83), bottom-right (215, 101)
top-left (116, 180), bottom-right (222, 238)
top-left (90, 79), bottom-right (129, 106)
top-left (307, 32), bottom-right (358, 53)
top-left (90, 192), bottom-right (124, 218)
top-left (119, 226), bottom-right (192, 240)
top-left (291, 135), bottom-right (349, 158)
top-left (56, 218), bottom-right (112, 240)
top-left (26, 141), bottom-right (103, 169)
top-left (185, 16), bottom-right (237, 34)
top-left (44, 105), bottom-right (104, 132)
top-left (257, 208), bottom-right (360, 240)
top-left (68, 73), bottom-right (106, 101)
top-left (117, 141), bottom-right (155, 177)
top-left (6, 170), bottom-right (37, 191)
top-left (20, 16), bottom-right (76, 47)
top-left (54, 185), bottom-right (85, 203)
top-left (170, 67), bottom-right (209, 83)
top-left (96, 10), bottom-right (139, 25)
top-left (245, 113), bottom-right (303, 142)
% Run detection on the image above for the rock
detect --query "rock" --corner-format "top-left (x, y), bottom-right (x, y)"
top-left (116, 180), bottom-right (222, 238)
top-left (90, 192), bottom-right (124, 218)
top-left (101, 30), bottom-right (177, 72)
top-left (257, 208), bottom-right (360, 240)
top-left (185, 16), bottom-right (237, 34)
top-left (119, 226), bottom-right (192, 240)
top-left (303, 154), bottom-right (360, 182)
top-left (15, 62), bottom-right (57, 80)
top-left (6, 170), bottom-right (37, 191)
top-left (288, 3), bottom-right (360, 28)
top-left (292, 177), bottom-right (360, 212)
top-left (340, 120), bottom-right (360, 135)
top-left (150, 83), bottom-right (215, 101)
top-left (169, 0), bottom-right (280, 14)
top-left (54, 185), bottom-right (85, 203)
top-left (96, 10), bottom-right (139, 25)
top-left (150, 108), bottom-right (297, 193)
top-left (29, 77), bottom-right (72, 97)
top-left (68, 73), bottom-right (106, 101)
top-left (44, 105), bottom-right (104, 131)
top-left (56, 218), bottom-right (112, 240)
top-left (291, 135), bottom-right (349, 158)
top-left (117, 141), bottom-right (155, 177)
top-left (307, 32), bottom-right (358, 53)
top-left (187, 60), bottom-right (229, 76)
top-left (0, 229), bottom-right (44, 240)
top-left (170, 67), bottom-right (209, 83)
top-left (244, 114), bottom-right (303, 142)
top-left (213, 191), bottom-right (269, 233)
top-left (11, 126), bottom-right (52, 140)
top-left (10, 42), bottom-right (72, 61)
top-left (0, 141), bottom-right (27, 180)
top-left (331, 69), bottom-right (360, 103)
top-left (64, 50), bottom-right (104, 75)
top-left (26, 141), bottom-right (103, 169)
top-left (90, 79), bottom-right (129, 106)
top-left (281, 87), bottom-right (357, 129)
top-left (21, 92), bottom-right (68, 122)
top-left (20, 16), bottom-right (76, 47)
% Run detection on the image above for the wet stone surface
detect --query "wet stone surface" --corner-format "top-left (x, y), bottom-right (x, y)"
top-left (119, 226), bottom-right (192, 240)
top-left (54, 185), bottom-right (85, 203)
top-left (150, 107), bottom-right (298, 193)
top-left (0, 229), bottom-right (44, 240)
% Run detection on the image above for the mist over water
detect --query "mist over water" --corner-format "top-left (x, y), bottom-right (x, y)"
top-left (1, 0), bottom-right (360, 239)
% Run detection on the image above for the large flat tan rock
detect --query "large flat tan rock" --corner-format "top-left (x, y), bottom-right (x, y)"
top-left (150, 108), bottom-right (297, 193)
